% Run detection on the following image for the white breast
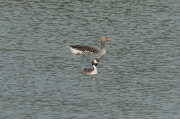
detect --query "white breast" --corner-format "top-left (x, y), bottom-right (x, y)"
top-left (91, 65), bottom-right (98, 74)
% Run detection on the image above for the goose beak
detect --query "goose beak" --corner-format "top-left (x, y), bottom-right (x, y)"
top-left (107, 38), bottom-right (111, 41)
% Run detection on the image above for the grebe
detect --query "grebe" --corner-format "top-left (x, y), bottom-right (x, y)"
top-left (81, 59), bottom-right (99, 74)
top-left (66, 36), bottom-right (111, 56)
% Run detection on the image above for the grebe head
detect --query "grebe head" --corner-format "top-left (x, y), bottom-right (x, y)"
top-left (92, 58), bottom-right (99, 66)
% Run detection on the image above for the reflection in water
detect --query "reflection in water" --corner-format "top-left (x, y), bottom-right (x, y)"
top-left (91, 75), bottom-right (97, 80)
top-left (99, 55), bottom-right (106, 60)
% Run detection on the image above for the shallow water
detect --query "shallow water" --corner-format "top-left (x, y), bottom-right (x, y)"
top-left (0, 0), bottom-right (180, 118)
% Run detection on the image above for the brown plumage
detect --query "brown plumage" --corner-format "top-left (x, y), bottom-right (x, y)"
top-left (67, 36), bottom-right (111, 56)
top-left (69, 45), bottom-right (99, 54)
top-left (81, 68), bottom-right (94, 74)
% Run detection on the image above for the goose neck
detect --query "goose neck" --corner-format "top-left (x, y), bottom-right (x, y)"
top-left (101, 41), bottom-right (105, 50)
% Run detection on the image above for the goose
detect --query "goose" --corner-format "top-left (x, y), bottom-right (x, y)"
top-left (81, 59), bottom-right (99, 74)
top-left (66, 36), bottom-right (111, 56)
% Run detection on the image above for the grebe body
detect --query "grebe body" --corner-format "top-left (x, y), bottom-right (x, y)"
top-left (81, 59), bottom-right (99, 75)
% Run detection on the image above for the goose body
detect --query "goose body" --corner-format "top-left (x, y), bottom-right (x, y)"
top-left (81, 59), bottom-right (99, 75)
top-left (67, 36), bottom-right (111, 56)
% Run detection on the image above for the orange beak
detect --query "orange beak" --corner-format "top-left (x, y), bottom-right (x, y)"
top-left (107, 38), bottom-right (111, 41)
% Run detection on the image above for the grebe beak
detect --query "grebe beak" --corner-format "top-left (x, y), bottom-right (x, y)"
top-left (95, 58), bottom-right (99, 62)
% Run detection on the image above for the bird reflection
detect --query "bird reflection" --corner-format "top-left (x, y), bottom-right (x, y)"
top-left (99, 55), bottom-right (106, 60)
top-left (91, 75), bottom-right (97, 80)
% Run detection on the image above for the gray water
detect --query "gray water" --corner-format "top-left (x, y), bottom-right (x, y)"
top-left (1, 0), bottom-right (180, 119)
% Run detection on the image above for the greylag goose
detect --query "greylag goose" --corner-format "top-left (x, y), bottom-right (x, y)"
top-left (81, 59), bottom-right (99, 74)
top-left (66, 36), bottom-right (111, 56)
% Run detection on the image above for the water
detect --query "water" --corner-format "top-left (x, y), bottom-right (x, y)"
top-left (0, 0), bottom-right (180, 118)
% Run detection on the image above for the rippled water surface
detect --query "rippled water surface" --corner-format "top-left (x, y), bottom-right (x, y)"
top-left (1, 0), bottom-right (180, 118)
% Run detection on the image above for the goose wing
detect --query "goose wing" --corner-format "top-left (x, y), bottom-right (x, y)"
top-left (70, 45), bottom-right (99, 53)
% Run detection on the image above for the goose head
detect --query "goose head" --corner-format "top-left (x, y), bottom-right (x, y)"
top-left (100, 36), bottom-right (111, 43)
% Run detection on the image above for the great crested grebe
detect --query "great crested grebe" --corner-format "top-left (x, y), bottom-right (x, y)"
top-left (66, 36), bottom-right (111, 56)
top-left (81, 59), bottom-right (99, 74)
